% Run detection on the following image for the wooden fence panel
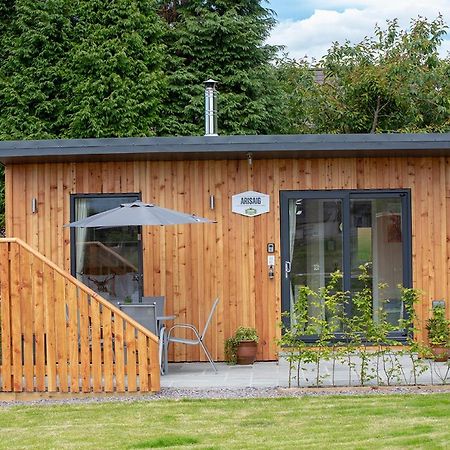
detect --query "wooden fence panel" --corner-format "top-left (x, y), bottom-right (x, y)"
top-left (78, 290), bottom-right (91, 393)
top-left (55, 275), bottom-right (69, 392)
top-left (102, 307), bottom-right (114, 393)
top-left (33, 258), bottom-right (46, 392)
top-left (20, 246), bottom-right (34, 392)
top-left (114, 315), bottom-right (125, 393)
top-left (125, 323), bottom-right (137, 392)
top-left (0, 242), bottom-right (12, 391)
top-left (149, 338), bottom-right (160, 392)
top-left (90, 299), bottom-right (102, 392)
top-left (0, 238), bottom-right (160, 394)
top-left (67, 282), bottom-right (79, 393)
top-left (10, 243), bottom-right (22, 392)
top-left (137, 334), bottom-right (149, 392)
top-left (43, 264), bottom-right (57, 392)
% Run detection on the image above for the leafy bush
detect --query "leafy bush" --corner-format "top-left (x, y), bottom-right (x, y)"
top-left (426, 305), bottom-right (450, 346)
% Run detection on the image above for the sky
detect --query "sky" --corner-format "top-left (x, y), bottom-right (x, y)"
top-left (267, 0), bottom-right (450, 61)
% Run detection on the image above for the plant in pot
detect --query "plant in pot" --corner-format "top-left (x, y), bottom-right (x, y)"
top-left (426, 305), bottom-right (450, 362)
top-left (224, 327), bottom-right (259, 365)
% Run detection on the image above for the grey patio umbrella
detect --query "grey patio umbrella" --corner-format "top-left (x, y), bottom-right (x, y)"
top-left (66, 201), bottom-right (215, 227)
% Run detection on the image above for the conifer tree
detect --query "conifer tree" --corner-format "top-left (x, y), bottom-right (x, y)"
top-left (157, 0), bottom-right (286, 135)
top-left (0, 0), bottom-right (167, 139)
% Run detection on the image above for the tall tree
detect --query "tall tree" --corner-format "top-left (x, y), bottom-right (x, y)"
top-left (0, 0), bottom-right (167, 140)
top-left (277, 16), bottom-right (450, 134)
top-left (63, 0), bottom-right (167, 138)
top-left (157, 0), bottom-right (286, 136)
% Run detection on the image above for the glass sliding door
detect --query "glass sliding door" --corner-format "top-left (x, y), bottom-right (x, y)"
top-left (281, 190), bottom-right (411, 339)
top-left (288, 197), bottom-right (343, 330)
top-left (350, 196), bottom-right (404, 325)
top-left (71, 194), bottom-right (142, 305)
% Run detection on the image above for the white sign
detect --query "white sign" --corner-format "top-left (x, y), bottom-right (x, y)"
top-left (232, 191), bottom-right (270, 217)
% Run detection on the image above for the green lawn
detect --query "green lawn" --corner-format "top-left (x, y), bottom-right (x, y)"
top-left (1, 394), bottom-right (450, 449)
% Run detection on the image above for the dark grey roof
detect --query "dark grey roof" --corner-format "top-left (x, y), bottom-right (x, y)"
top-left (0, 133), bottom-right (449, 164)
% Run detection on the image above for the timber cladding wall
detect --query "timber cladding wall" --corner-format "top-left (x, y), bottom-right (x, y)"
top-left (5, 157), bottom-right (450, 361)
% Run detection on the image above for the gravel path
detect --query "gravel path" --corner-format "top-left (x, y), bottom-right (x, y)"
top-left (1, 385), bottom-right (450, 408)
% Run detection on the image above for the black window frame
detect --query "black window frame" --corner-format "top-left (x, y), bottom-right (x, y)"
top-left (280, 189), bottom-right (412, 342)
top-left (70, 192), bottom-right (144, 298)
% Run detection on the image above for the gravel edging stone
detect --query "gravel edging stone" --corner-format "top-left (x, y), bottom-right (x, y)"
top-left (1, 384), bottom-right (450, 408)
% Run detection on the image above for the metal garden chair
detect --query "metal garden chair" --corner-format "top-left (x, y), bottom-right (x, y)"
top-left (164, 297), bottom-right (219, 373)
top-left (118, 303), bottom-right (158, 335)
top-left (140, 296), bottom-right (172, 374)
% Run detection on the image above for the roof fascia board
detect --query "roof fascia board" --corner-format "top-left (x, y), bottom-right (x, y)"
top-left (0, 133), bottom-right (449, 164)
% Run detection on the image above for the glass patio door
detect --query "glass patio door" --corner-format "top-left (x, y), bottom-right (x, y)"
top-left (280, 190), bottom-right (411, 339)
top-left (70, 194), bottom-right (143, 305)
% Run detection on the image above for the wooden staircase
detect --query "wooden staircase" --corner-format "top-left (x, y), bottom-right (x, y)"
top-left (0, 238), bottom-right (160, 394)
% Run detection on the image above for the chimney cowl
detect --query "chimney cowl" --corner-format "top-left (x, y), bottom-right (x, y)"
top-left (204, 79), bottom-right (218, 136)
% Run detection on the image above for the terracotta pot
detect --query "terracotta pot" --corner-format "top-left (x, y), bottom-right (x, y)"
top-left (236, 340), bottom-right (257, 365)
top-left (431, 346), bottom-right (449, 362)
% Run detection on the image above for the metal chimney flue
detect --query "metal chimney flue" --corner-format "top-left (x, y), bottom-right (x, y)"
top-left (204, 79), bottom-right (218, 136)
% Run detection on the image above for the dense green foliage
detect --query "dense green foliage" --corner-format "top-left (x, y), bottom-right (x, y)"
top-left (1, 9), bottom-right (449, 139)
top-left (277, 16), bottom-right (450, 133)
top-left (157, 0), bottom-right (285, 135)
top-left (0, 0), bottom-right (284, 139)
top-left (0, 0), bottom-right (166, 140)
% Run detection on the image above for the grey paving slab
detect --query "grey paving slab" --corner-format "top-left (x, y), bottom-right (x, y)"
top-left (161, 356), bottom-right (450, 389)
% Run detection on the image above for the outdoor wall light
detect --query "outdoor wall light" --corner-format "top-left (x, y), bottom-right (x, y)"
top-left (31, 197), bottom-right (38, 214)
top-left (210, 194), bottom-right (215, 210)
top-left (247, 152), bottom-right (253, 167)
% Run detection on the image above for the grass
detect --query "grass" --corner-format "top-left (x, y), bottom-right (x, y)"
top-left (0, 394), bottom-right (450, 449)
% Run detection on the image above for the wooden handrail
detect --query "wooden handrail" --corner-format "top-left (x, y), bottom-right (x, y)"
top-left (0, 238), bottom-right (158, 343)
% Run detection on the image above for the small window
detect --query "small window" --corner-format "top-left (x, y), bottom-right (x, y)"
top-left (70, 194), bottom-right (142, 304)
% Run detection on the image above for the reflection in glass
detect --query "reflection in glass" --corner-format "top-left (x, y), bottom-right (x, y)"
top-left (350, 198), bottom-right (404, 325)
top-left (289, 198), bottom-right (344, 330)
top-left (74, 196), bottom-right (140, 304)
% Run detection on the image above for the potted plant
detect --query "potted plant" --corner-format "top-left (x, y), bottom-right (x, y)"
top-left (224, 327), bottom-right (259, 365)
top-left (426, 305), bottom-right (450, 362)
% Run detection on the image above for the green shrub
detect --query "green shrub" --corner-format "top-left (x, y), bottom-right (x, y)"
top-left (426, 305), bottom-right (450, 346)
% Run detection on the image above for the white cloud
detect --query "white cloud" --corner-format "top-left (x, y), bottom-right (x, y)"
top-left (268, 0), bottom-right (450, 61)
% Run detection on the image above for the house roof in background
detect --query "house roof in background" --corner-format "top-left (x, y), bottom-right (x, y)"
top-left (0, 133), bottom-right (449, 164)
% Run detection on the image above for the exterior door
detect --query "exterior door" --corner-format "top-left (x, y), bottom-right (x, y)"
top-left (280, 189), bottom-right (412, 340)
top-left (70, 193), bottom-right (143, 305)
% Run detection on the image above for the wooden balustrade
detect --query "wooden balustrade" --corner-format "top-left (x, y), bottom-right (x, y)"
top-left (0, 238), bottom-right (160, 394)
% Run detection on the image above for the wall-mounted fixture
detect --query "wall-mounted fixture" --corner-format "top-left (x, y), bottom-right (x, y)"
top-left (31, 197), bottom-right (38, 214)
top-left (247, 152), bottom-right (253, 167)
top-left (210, 194), bottom-right (215, 210)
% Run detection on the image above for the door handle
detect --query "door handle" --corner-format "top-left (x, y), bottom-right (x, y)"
top-left (284, 261), bottom-right (291, 278)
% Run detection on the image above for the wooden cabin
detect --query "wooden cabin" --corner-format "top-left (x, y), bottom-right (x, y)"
top-left (0, 133), bottom-right (449, 374)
